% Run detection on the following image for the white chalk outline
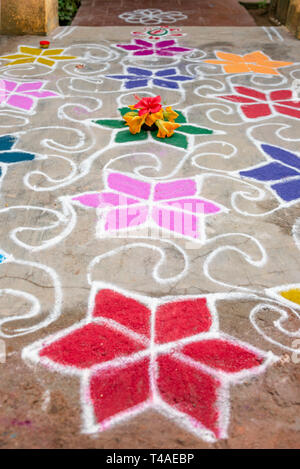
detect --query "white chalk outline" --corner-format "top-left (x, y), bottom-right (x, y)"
top-left (118, 9), bottom-right (188, 25)
top-left (0, 249), bottom-right (62, 337)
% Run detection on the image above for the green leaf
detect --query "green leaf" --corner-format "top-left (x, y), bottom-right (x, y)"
top-left (151, 131), bottom-right (188, 150)
top-left (174, 110), bottom-right (187, 123)
top-left (177, 125), bottom-right (213, 135)
top-left (93, 119), bottom-right (125, 129)
top-left (118, 107), bottom-right (132, 116)
top-left (115, 129), bottom-right (148, 144)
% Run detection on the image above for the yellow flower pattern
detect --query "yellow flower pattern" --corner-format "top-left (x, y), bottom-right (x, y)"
top-left (280, 288), bottom-right (300, 306)
top-left (0, 46), bottom-right (77, 67)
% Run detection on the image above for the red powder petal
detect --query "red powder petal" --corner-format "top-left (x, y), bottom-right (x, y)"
top-left (93, 289), bottom-right (151, 337)
top-left (155, 298), bottom-right (212, 344)
top-left (241, 103), bottom-right (271, 118)
top-left (40, 323), bottom-right (145, 368)
top-left (90, 358), bottom-right (150, 423)
top-left (270, 90), bottom-right (292, 102)
top-left (157, 355), bottom-right (220, 437)
top-left (220, 94), bottom-right (256, 104)
top-left (182, 339), bottom-right (263, 373)
top-left (274, 104), bottom-right (300, 119)
top-left (234, 86), bottom-right (267, 101)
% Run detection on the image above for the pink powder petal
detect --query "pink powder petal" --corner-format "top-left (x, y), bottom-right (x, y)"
top-left (16, 82), bottom-right (44, 92)
top-left (154, 179), bottom-right (197, 201)
top-left (7, 94), bottom-right (34, 111)
top-left (161, 198), bottom-right (221, 215)
top-left (160, 47), bottom-right (191, 53)
top-left (107, 173), bottom-right (151, 200)
top-left (104, 205), bottom-right (149, 231)
top-left (73, 192), bottom-right (140, 208)
top-left (134, 49), bottom-right (154, 56)
top-left (117, 45), bottom-right (144, 51)
top-left (0, 80), bottom-right (17, 92)
top-left (135, 39), bottom-right (153, 48)
top-left (72, 193), bottom-right (102, 208)
top-left (156, 40), bottom-right (176, 48)
top-left (22, 90), bottom-right (58, 98)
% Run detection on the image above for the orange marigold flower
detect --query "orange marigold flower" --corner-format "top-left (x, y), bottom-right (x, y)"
top-left (145, 109), bottom-right (164, 127)
top-left (163, 106), bottom-right (179, 122)
top-left (156, 119), bottom-right (180, 138)
top-left (123, 112), bottom-right (146, 134)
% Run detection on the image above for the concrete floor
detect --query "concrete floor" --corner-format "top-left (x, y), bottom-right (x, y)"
top-left (0, 25), bottom-right (299, 449)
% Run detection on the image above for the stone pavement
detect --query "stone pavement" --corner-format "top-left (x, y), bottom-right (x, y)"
top-left (72, 0), bottom-right (256, 26)
top-left (0, 25), bottom-right (299, 449)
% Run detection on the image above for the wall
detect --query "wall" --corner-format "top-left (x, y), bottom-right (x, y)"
top-left (287, 0), bottom-right (300, 38)
top-left (0, 0), bottom-right (58, 35)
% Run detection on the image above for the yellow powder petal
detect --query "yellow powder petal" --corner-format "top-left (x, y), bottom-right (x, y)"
top-left (46, 56), bottom-right (77, 60)
top-left (37, 57), bottom-right (55, 67)
top-left (0, 54), bottom-right (30, 60)
top-left (280, 289), bottom-right (300, 306)
top-left (20, 46), bottom-right (42, 56)
top-left (6, 58), bottom-right (35, 65)
top-left (42, 49), bottom-right (65, 56)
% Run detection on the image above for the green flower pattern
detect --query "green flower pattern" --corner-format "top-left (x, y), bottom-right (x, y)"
top-left (92, 107), bottom-right (214, 150)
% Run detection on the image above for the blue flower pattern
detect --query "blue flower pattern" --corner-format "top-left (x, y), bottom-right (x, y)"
top-left (0, 135), bottom-right (35, 178)
top-left (106, 67), bottom-right (194, 90)
top-left (0, 253), bottom-right (6, 264)
top-left (240, 144), bottom-right (300, 202)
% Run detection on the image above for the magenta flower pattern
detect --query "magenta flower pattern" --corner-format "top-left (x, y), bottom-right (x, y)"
top-left (0, 80), bottom-right (58, 112)
top-left (218, 86), bottom-right (300, 120)
top-left (116, 39), bottom-right (193, 56)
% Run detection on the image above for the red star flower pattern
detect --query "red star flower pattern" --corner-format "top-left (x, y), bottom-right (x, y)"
top-left (22, 285), bottom-right (276, 441)
top-left (218, 86), bottom-right (300, 120)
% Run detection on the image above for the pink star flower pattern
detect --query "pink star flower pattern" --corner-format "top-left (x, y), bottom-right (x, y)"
top-left (72, 171), bottom-right (224, 241)
top-left (116, 39), bottom-right (192, 56)
top-left (218, 86), bottom-right (300, 120)
top-left (22, 285), bottom-right (277, 441)
top-left (0, 80), bottom-right (58, 112)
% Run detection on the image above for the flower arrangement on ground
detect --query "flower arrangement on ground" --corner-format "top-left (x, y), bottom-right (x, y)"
top-left (123, 95), bottom-right (181, 138)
